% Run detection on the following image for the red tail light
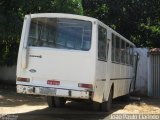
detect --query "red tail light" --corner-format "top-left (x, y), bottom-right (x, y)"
top-left (17, 77), bottom-right (30, 82)
top-left (47, 80), bottom-right (60, 85)
top-left (78, 83), bottom-right (93, 89)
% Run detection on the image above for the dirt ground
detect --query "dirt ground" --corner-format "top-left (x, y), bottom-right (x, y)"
top-left (0, 86), bottom-right (160, 120)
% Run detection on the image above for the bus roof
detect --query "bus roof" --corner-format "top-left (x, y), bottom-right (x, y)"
top-left (28, 13), bottom-right (97, 23)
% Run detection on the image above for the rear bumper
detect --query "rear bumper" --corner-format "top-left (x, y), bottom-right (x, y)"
top-left (17, 85), bottom-right (90, 99)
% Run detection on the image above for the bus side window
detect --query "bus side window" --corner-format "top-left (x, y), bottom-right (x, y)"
top-left (115, 36), bottom-right (120, 63)
top-left (121, 39), bottom-right (126, 64)
top-left (98, 26), bottom-right (107, 61)
top-left (111, 34), bottom-right (115, 62)
top-left (130, 46), bottom-right (133, 65)
top-left (126, 43), bottom-right (130, 65)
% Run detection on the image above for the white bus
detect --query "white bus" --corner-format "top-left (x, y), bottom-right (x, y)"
top-left (16, 13), bottom-right (135, 111)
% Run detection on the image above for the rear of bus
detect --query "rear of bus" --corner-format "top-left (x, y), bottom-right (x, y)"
top-left (16, 13), bottom-right (97, 103)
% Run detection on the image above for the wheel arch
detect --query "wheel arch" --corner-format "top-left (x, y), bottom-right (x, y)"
top-left (103, 82), bottom-right (114, 102)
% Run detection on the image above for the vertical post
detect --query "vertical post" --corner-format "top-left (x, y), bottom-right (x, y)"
top-left (147, 52), bottom-right (152, 96)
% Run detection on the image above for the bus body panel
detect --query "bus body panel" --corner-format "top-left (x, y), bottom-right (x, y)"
top-left (92, 21), bottom-right (135, 102)
top-left (92, 22), bottom-right (111, 102)
top-left (16, 13), bottom-right (136, 104)
top-left (18, 48), bottom-right (95, 88)
top-left (16, 13), bottom-right (97, 99)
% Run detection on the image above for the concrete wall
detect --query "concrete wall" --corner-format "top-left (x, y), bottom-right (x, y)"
top-left (0, 65), bottom-right (16, 84)
top-left (134, 48), bottom-right (149, 94)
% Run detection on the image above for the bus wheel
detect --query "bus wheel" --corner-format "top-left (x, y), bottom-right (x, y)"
top-left (92, 101), bottom-right (101, 111)
top-left (54, 97), bottom-right (66, 108)
top-left (101, 88), bottom-right (113, 112)
top-left (47, 96), bottom-right (54, 108)
top-left (47, 96), bottom-right (66, 108)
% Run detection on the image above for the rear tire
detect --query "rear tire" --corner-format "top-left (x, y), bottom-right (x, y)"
top-left (47, 96), bottom-right (54, 108)
top-left (119, 94), bottom-right (130, 102)
top-left (54, 97), bottom-right (66, 107)
top-left (92, 101), bottom-right (101, 111)
top-left (47, 96), bottom-right (66, 108)
top-left (101, 88), bottom-right (113, 112)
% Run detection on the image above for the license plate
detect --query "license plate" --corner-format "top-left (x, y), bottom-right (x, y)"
top-left (36, 87), bottom-right (56, 95)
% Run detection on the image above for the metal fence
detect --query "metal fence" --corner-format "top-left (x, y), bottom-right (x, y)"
top-left (149, 53), bottom-right (160, 97)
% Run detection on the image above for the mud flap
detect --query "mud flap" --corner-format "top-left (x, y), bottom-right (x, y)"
top-left (92, 80), bottom-right (105, 103)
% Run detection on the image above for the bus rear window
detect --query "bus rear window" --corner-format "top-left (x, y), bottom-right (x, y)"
top-left (28, 18), bottom-right (92, 51)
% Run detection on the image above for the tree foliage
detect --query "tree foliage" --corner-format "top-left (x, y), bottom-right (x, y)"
top-left (0, 0), bottom-right (83, 65)
top-left (0, 0), bottom-right (160, 65)
top-left (83, 0), bottom-right (160, 47)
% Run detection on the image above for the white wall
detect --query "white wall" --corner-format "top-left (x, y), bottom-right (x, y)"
top-left (0, 65), bottom-right (16, 84)
top-left (134, 48), bottom-right (149, 94)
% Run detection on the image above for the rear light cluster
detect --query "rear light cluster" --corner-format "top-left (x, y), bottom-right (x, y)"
top-left (47, 80), bottom-right (60, 85)
top-left (17, 77), bottom-right (30, 82)
top-left (78, 83), bottom-right (93, 89)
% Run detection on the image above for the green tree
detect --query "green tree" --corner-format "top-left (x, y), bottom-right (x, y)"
top-left (0, 0), bottom-right (83, 65)
top-left (1, 0), bottom-right (160, 65)
top-left (83, 0), bottom-right (160, 47)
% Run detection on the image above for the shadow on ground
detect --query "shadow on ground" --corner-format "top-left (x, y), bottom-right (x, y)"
top-left (1, 85), bottom-right (159, 120)
top-left (0, 86), bottom-right (130, 120)
top-left (0, 85), bottom-right (46, 107)
top-left (15, 100), bottom-right (129, 120)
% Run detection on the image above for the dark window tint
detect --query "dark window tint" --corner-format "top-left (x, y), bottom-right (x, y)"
top-left (98, 26), bottom-right (107, 61)
top-left (28, 18), bottom-right (92, 51)
top-left (126, 43), bottom-right (130, 65)
top-left (115, 36), bottom-right (120, 63)
top-left (111, 33), bottom-right (134, 66)
top-left (130, 46), bottom-right (133, 65)
top-left (111, 34), bottom-right (115, 62)
top-left (121, 40), bottom-right (126, 64)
